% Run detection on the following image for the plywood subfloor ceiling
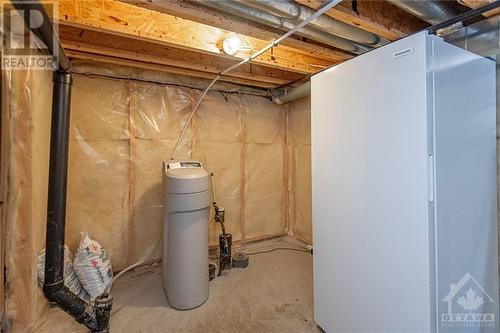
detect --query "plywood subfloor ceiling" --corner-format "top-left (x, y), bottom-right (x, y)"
top-left (52, 0), bottom-right (431, 90)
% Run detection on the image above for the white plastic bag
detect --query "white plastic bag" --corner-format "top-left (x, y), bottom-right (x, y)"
top-left (37, 245), bottom-right (89, 301)
top-left (74, 233), bottom-right (113, 298)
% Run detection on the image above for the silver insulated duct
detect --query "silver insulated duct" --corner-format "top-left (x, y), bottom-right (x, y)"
top-left (272, 81), bottom-right (311, 104)
top-left (385, 0), bottom-right (460, 25)
top-left (195, 0), bottom-right (386, 54)
top-left (239, 0), bottom-right (389, 47)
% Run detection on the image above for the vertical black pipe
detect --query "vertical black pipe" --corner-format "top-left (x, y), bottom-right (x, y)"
top-left (42, 71), bottom-right (99, 329)
top-left (219, 233), bottom-right (232, 272)
top-left (95, 295), bottom-right (114, 333)
top-left (11, 2), bottom-right (113, 331)
top-left (44, 70), bottom-right (72, 288)
top-left (42, 71), bottom-right (116, 332)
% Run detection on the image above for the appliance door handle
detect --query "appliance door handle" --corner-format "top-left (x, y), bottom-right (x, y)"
top-left (428, 153), bottom-right (435, 202)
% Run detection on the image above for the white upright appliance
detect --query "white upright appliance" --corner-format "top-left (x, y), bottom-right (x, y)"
top-left (312, 31), bottom-right (499, 333)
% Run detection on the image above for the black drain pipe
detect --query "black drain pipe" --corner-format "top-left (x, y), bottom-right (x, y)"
top-left (12, 1), bottom-right (112, 332)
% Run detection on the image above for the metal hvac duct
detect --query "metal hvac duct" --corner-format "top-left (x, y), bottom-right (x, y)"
top-left (271, 1), bottom-right (497, 105)
top-left (197, 0), bottom-right (372, 54)
top-left (386, 0), bottom-right (460, 25)
top-left (388, 0), bottom-right (495, 44)
top-left (238, 0), bottom-right (389, 47)
top-left (272, 81), bottom-right (311, 104)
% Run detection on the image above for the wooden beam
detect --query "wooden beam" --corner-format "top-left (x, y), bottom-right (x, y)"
top-left (63, 41), bottom-right (293, 85)
top-left (459, 0), bottom-right (500, 17)
top-left (66, 50), bottom-right (282, 89)
top-left (59, 25), bottom-right (303, 85)
top-left (128, 0), bottom-right (350, 62)
top-left (55, 0), bottom-right (334, 74)
top-left (295, 0), bottom-right (427, 41)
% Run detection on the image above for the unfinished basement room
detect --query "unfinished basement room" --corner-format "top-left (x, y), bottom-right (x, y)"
top-left (1, 0), bottom-right (500, 332)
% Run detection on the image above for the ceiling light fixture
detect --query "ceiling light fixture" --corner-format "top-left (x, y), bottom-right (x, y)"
top-left (222, 36), bottom-right (241, 55)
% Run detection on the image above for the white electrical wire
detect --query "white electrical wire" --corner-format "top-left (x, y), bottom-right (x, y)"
top-left (170, 0), bottom-right (342, 160)
top-left (103, 237), bottom-right (162, 295)
top-left (103, 259), bottom-right (147, 295)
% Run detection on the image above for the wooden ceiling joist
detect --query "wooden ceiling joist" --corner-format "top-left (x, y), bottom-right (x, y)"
top-left (66, 50), bottom-right (282, 88)
top-left (459, 0), bottom-right (500, 17)
top-left (52, 0), bottom-right (428, 88)
top-left (129, 0), bottom-right (350, 62)
top-left (58, 25), bottom-right (303, 89)
top-left (55, 0), bottom-right (336, 75)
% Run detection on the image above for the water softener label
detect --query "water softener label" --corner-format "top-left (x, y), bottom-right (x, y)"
top-left (167, 162), bottom-right (181, 169)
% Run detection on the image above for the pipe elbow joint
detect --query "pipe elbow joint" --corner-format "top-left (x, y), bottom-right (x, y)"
top-left (43, 281), bottom-right (65, 303)
top-left (42, 284), bottom-right (106, 332)
top-left (271, 94), bottom-right (284, 105)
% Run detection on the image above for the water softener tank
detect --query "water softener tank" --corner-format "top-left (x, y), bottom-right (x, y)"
top-left (163, 160), bottom-right (209, 309)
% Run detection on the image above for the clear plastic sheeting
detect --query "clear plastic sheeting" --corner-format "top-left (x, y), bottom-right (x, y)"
top-left (66, 76), bottom-right (132, 269)
top-left (442, 15), bottom-right (499, 59)
top-left (65, 71), bottom-right (287, 270)
top-left (289, 97), bottom-right (312, 244)
top-left (3, 62), bottom-right (289, 331)
top-left (71, 61), bottom-right (269, 97)
top-left (3, 67), bottom-right (53, 332)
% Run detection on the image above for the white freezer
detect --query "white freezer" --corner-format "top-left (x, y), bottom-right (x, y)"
top-left (312, 31), bottom-right (498, 333)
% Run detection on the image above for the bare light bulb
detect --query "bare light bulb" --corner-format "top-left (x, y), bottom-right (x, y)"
top-left (222, 36), bottom-right (241, 56)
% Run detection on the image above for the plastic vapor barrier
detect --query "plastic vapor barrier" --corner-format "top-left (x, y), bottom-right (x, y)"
top-left (288, 97), bottom-right (312, 244)
top-left (3, 62), bottom-right (295, 331)
top-left (65, 68), bottom-right (287, 270)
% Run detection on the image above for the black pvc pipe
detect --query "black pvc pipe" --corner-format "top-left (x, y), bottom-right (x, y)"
top-left (43, 71), bottom-right (101, 330)
top-left (44, 71), bottom-right (72, 289)
top-left (44, 285), bottom-right (96, 328)
top-left (219, 233), bottom-right (232, 272)
top-left (95, 295), bottom-right (114, 333)
top-left (11, 1), bottom-right (113, 331)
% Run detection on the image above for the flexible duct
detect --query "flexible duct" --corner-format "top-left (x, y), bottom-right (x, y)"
top-left (271, 1), bottom-right (497, 105)
top-left (272, 81), bottom-right (311, 104)
top-left (238, 0), bottom-right (388, 47)
top-left (388, 0), bottom-right (497, 45)
top-left (196, 0), bottom-right (372, 54)
top-left (386, 0), bottom-right (460, 25)
top-left (270, 0), bottom-right (459, 104)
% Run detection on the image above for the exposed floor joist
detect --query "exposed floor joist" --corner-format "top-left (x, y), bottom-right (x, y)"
top-left (459, 0), bottom-right (500, 17)
top-left (52, 0), bottom-right (429, 88)
top-left (66, 50), bottom-right (281, 88)
top-left (59, 26), bottom-right (303, 89)
top-left (295, 0), bottom-right (427, 41)
top-left (55, 0), bottom-right (337, 75)
top-left (127, 0), bottom-right (350, 62)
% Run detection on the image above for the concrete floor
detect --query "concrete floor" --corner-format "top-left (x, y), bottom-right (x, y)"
top-left (39, 237), bottom-right (322, 333)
